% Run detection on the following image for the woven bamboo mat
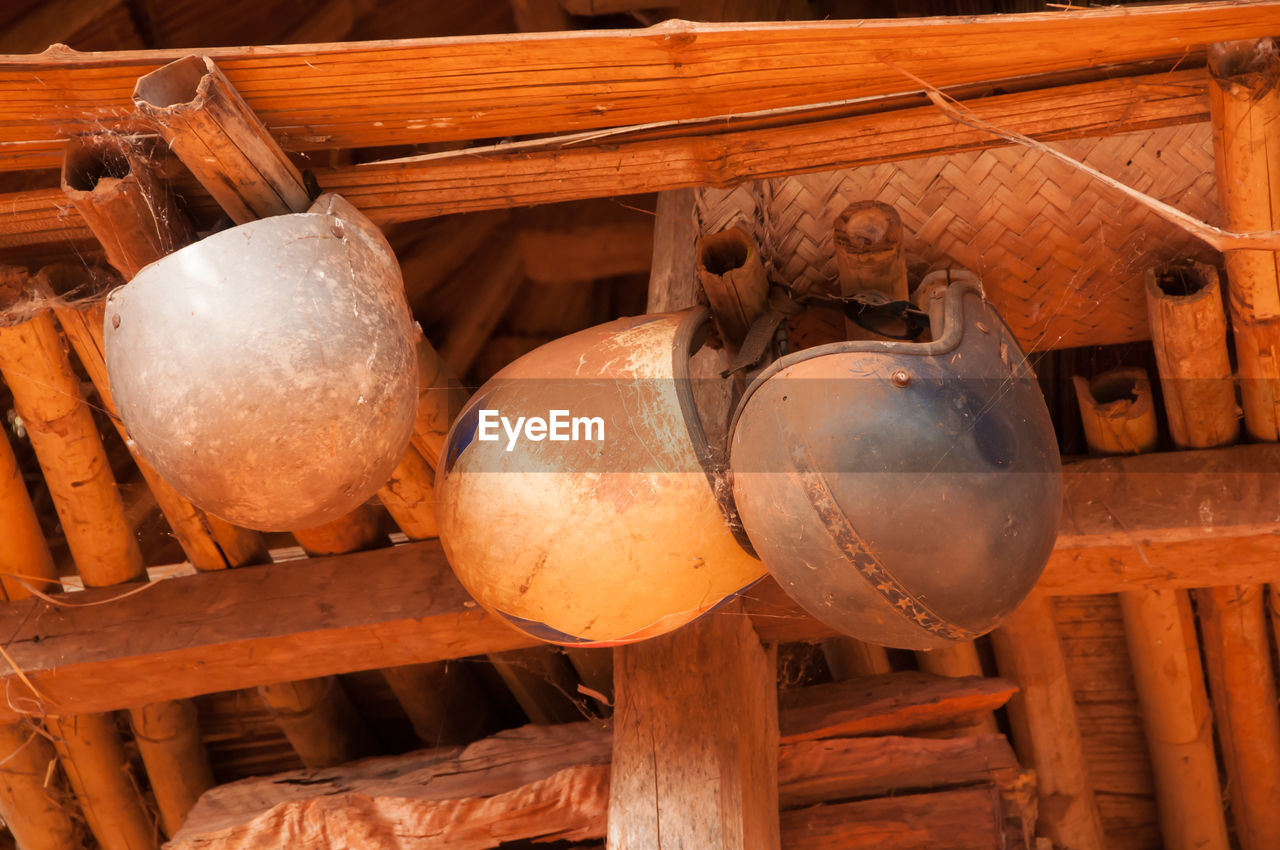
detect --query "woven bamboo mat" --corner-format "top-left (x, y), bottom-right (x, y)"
top-left (694, 123), bottom-right (1220, 352)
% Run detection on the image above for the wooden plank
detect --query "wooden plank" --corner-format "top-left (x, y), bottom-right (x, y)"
top-left (777, 734), bottom-right (1020, 810)
top-left (0, 2), bottom-right (1271, 172)
top-left (779, 672), bottom-right (1016, 744)
top-left (779, 786), bottom-right (1005, 850)
top-left (607, 600), bottom-right (779, 850)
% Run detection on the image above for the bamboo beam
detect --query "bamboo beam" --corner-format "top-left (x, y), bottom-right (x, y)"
top-left (990, 591), bottom-right (1105, 850)
top-left (46, 713), bottom-right (156, 850)
top-left (0, 3), bottom-right (1273, 172)
top-left (1209, 38), bottom-right (1280, 441)
top-left (1076, 368), bottom-right (1229, 850)
top-left (608, 600), bottom-right (779, 850)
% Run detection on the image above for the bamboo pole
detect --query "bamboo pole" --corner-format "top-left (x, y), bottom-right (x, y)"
top-left (1076, 367), bottom-right (1229, 850)
top-left (0, 461), bottom-right (85, 849)
top-left (696, 227), bottom-right (769, 348)
top-left (0, 428), bottom-right (57, 601)
top-left (1146, 259), bottom-right (1280, 850)
top-left (990, 592), bottom-right (1105, 850)
top-left (821, 639), bottom-right (891, 679)
top-left (46, 713), bottom-right (156, 850)
top-left (1209, 38), bottom-right (1280, 441)
top-left (915, 643), bottom-right (998, 736)
top-left (0, 722), bottom-right (84, 850)
top-left (0, 272), bottom-right (142, 588)
top-left (255, 678), bottom-right (375, 770)
top-left (56, 135), bottom-right (269, 570)
top-left (127, 702), bottom-right (213, 840)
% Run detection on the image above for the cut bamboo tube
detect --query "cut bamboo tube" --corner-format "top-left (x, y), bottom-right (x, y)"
top-left (1209, 38), bottom-right (1280, 441)
top-left (1076, 367), bottom-right (1229, 850)
top-left (834, 201), bottom-right (909, 301)
top-left (0, 722), bottom-right (84, 850)
top-left (1145, 262), bottom-right (1239, 449)
top-left (990, 592), bottom-right (1106, 850)
top-left (46, 713), bottom-right (157, 850)
top-left (0, 270), bottom-right (143, 588)
top-left (1145, 257), bottom-right (1280, 850)
top-left (128, 702), bottom-right (213, 841)
top-left (696, 227), bottom-right (769, 348)
top-left (256, 678), bottom-right (375, 770)
top-left (0, 428), bottom-right (57, 600)
top-left (133, 55), bottom-right (310, 224)
top-left (1072, 369), bottom-right (1160, 455)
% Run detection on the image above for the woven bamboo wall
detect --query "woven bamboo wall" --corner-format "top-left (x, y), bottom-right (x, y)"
top-left (695, 123), bottom-right (1219, 352)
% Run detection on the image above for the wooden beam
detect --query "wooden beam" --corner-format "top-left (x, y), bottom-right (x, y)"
top-left (779, 672), bottom-right (1015, 744)
top-left (7, 440), bottom-right (1280, 718)
top-left (779, 786), bottom-right (1006, 850)
top-left (607, 600), bottom-right (779, 850)
top-left (0, 2), bottom-right (1272, 172)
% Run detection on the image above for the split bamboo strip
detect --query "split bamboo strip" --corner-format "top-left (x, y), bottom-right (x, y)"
top-left (1072, 369), bottom-right (1159, 455)
top-left (0, 66), bottom-right (1212, 253)
top-left (0, 1), bottom-right (1274, 171)
top-left (990, 592), bottom-right (1105, 850)
top-left (1145, 258), bottom-right (1280, 849)
top-left (0, 428), bottom-right (58, 601)
top-left (1209, 38), bottom-right (1280, 441)
top-left (46, 713), bottom-right (157, 850)
top-left (0, 722), bottom-right (84, 850)
top-left (1077, 368), bottom-right (1229, 850)
top-left (0, 274), bottom-right (143, 588)
top-left (57, 133), bottom-right (269, 571)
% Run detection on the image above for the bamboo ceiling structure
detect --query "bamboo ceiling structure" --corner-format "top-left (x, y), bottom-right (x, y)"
top-left (0, 1), bottom-right (1278, 849)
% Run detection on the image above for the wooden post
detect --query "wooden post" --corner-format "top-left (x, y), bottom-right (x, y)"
top-left (1076, 366), bottom-right (1229, 850)
top-left (1209, 38), bottom-right (1280, 442)
top-left (46, 713), bottom-right (157, 850)
top-left (990, 592), bottom-right (1106, 850)
top-left (696, 227), bottom-right (769, 348)
top-left (607, 602), bottom-right (779, 850)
